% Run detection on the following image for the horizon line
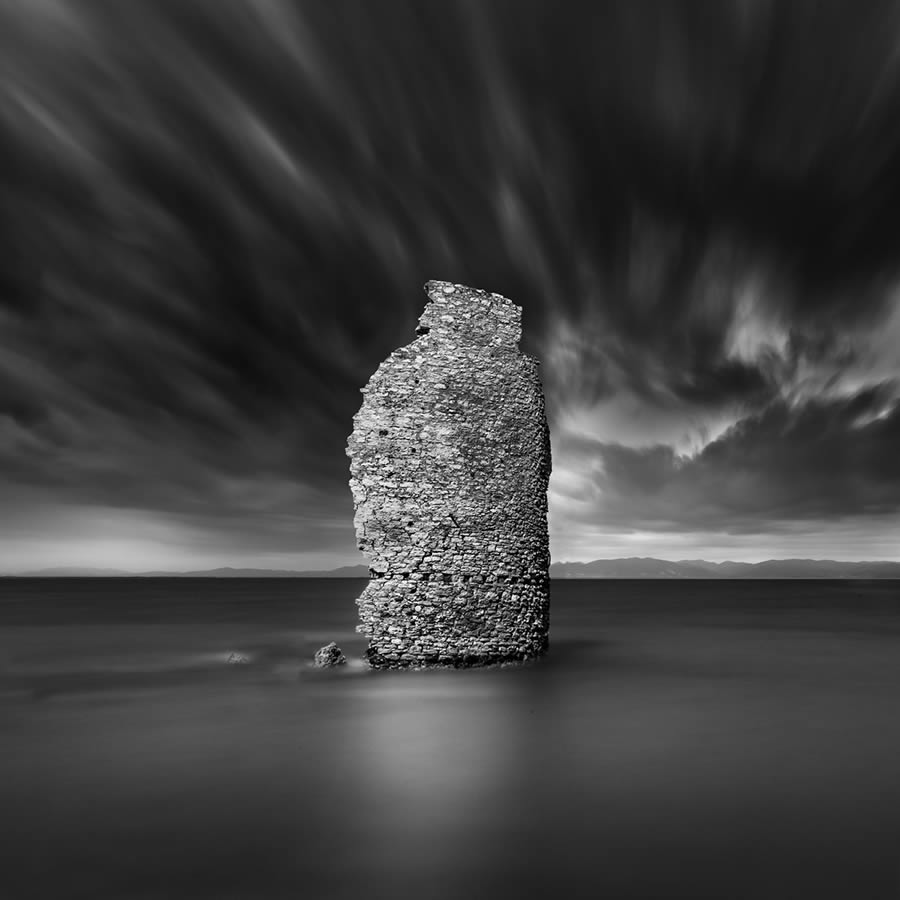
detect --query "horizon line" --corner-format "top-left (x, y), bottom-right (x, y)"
top-left (6, 556), bottom-right (900, 577)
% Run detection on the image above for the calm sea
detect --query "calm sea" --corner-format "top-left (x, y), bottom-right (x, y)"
top-left (3, 577), bottom-right (900, 899)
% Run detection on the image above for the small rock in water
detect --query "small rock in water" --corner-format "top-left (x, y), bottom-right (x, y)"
top-left (314, 642), bottom-right (346, 668)
top-left (227, 652), bottom-right (249, 664)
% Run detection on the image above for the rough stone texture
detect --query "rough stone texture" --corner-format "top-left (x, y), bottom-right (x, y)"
top-left (347, 280), bottom-right (552, 668)
top-left (313, 642), bottom-right (347, 667)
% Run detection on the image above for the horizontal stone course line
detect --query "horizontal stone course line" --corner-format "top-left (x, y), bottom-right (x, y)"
top-left (367, 571), bottom-right (547, 584)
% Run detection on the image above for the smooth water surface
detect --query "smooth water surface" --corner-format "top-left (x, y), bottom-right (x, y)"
top-left (3, 578), bottom-right (900, 899)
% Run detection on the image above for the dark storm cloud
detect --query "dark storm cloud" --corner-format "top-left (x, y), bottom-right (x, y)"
top-left (557, 383), bottom-right (900, 533)
top-left (2, 0), bottom-right (900, 565)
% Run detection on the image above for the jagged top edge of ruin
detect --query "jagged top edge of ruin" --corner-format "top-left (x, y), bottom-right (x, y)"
top-left (418, 279), bottom-right (538, 361)
top-left (423, 279), bottom-right (518, 308)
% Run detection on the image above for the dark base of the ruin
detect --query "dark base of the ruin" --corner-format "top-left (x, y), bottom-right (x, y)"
top-left (364, 644), bottom-right (548, 670)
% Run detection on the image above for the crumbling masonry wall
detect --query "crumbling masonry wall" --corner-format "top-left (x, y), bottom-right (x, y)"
top-left (347, 280), bottom-right (552, 667)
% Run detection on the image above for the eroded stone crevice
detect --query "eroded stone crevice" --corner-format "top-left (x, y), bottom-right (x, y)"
top-left (346, 280), bottom-right (552, 668)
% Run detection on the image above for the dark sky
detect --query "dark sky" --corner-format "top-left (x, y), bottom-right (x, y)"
top-left (3, 0), bottom-right (900, 571)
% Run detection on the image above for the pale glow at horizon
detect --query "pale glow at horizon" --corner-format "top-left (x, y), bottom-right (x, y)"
top-left (0, 505), bottom-right (360, 573)
top-left (547, 521), bottom-right (900, 564)
top-left (2, 501), bottom-right (900, 572)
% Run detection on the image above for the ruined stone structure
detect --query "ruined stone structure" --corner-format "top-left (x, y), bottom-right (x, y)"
top-left (347, 280), bottom-right (552, 668)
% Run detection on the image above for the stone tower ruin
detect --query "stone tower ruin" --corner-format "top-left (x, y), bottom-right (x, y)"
top-left (346, 280), bottom-right (552, 668)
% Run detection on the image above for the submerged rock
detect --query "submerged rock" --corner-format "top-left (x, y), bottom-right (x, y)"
top-left (227, 652), bottom-right (249, 664)
top-left (313, 642), bottom-right (347, 668)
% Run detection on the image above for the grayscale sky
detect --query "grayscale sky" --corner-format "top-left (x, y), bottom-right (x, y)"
top-left (3, 0), bottom-right (900, 571)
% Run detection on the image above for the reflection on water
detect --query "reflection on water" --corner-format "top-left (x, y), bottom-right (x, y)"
top-left (3, 578), bottom-right (900, 899)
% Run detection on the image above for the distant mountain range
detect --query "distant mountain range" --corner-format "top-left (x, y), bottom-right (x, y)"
top-left (549, 558), bottom-right (900, 579)
top-left (7, 559), bottom-right (900, 578)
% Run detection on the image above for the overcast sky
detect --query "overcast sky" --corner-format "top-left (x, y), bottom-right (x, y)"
top-left (3, 0), bottom-right (900, 571)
